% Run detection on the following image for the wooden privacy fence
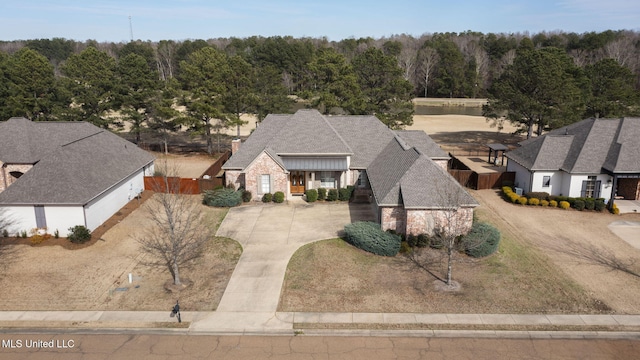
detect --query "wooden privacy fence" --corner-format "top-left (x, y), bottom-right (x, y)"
top-left (448, 170), bottom-right (515, 190)
top-left (145, 151), bottom-right (231, 194)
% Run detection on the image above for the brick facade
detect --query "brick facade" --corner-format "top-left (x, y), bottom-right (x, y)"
top-left (0, 163), bottom-right (33, 193)
top-left (243, 151), bottom-right (288, 200)
top-left (380, 207), bottom-right (406, 233)
top-left (381, 206), bottom-right (473, 237)
top-left (617, 178), bottom-right (640, 200)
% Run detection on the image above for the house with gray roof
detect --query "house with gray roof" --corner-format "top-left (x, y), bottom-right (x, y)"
top-left (223, 109), bottom-right (478, 236)
top-left (0, 117), bottom-right (154, 236)
top-left (506, 117), bottom-right (640, 205)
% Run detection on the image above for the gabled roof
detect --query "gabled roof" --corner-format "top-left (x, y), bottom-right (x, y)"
top-left (367, 136), bottom-right (477, 208)
top-left (507, 117), bottom-right (640, 174)
top-left (0, 118), bottom-right (154, 205)
top-left (394, 130), bottom-right (449, 159)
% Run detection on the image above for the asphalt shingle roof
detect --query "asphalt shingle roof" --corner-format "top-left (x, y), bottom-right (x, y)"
top-left (0, 118), bottom-right (154, 205)
top-left (507, 117), bottom-right (640, 174)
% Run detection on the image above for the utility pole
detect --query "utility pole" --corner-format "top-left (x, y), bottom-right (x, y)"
top-left (129, 15), bottom-right (134, 42)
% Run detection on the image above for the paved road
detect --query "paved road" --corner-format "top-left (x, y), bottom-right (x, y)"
top-left (0, 334), bottom-right (638, 359)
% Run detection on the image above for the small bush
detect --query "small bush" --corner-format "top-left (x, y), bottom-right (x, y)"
top-left (549, 200), bottom-right (558, 207)
top-left (54, 229), bottom-right (59, 238)
top-left (573, 199), bottom-right (585, 211)
top-left (338, 187), bottom-right (354, 201)
top-left (343, 221), bottom-right (401, 256)
top-left (68, 225), bottom-right (91, 244)
top-left (594, 199), bottom-right (606, 212)
top-left (464, 222), bottom-right (501, 258)
top-left (399, 241), bottom-right (412, 254)
top-left (273, 191), bottom-right (285, 203)
top-left (327, 189), bottom-right (338, 201)
top-left (584, 198), bottom-right (595, 211)
top-left (508, 193), bottom-right (520, 203)
top-left (612, 203), bottom-right (620, 215)
top-left (502, 186), bottom-right (513, 194)
top-left (203, 188), bottom-right (243, 207)
top-left (21, 230), bottom-right (27, 238)
top-left (525, 192), bottom-right (550, 201)
top-left (540, 199), bottom-right (549, 207)
top-left (262, 193), bottom-right (273, 203)
top-left (241, 189), bottom-right (252, 202)
top-left (517, 196), bottom-right (528, 205)
top-left (527, 198), bottom-right (540, 206)
top-left (2, 229), bottom-right (8, 238)
top-left (559, 201), bottom-right (570, 209)
top-left (317, 188), bottom-right (327, 200)
top-left (305, 189), bottom-right (318, 202)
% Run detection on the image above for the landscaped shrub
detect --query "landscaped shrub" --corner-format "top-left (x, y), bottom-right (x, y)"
top-left (528, 198), bottom-right (540, 206)
top-left (612, 203), bottom-right (620, 214)
top-left (262, 193), bottom-right (273, 203)
top-left (343, 221), bottom-right (401, 256)
top-left (317, 188), bottom-right (327, 201)
top-left (508, 193), bottom-right (520, 203)
top-left (327, 189), bottom-right (338, 201)
top-left (559, 201), bottom-right (570, 209)
top-left (273, 191), bottom-right (285, 203)
top-left (540, 199), bottom-right (549, 207)
top-left (525, 192), bottom-right (550, 201)
top-left (399, 241), bottom-right (412, 254)
top-left (54, 229), bottom-right (59, 238)
top-left (338, 187), bottom-right (354, 201)
top-left (241, 189), bottom-right (252, 202)
top-left (305, 189), bottom-right (318, 202)
top-left (502, 186), bottom-right (513, 194)
top-left (68, 225), bottom-right (91, 244)
top-left (30, 228), bottom-right (51, 245)
top-left (573, 199), bottom-right (585, 211)
top-left (549, 200), bottom-right (558, 207)
top-left (594, 199), bottom-right (606, 212)
top-left (203, 188), bottom-right (243, 207)
top-left (517, 196), bottom-right (528, 205)
top-left (464, 222), bottom-right (501, 258)
top-left (2, 229), bottom-right (8, 238)
top-left (584, 198), bottom-right (595, 211)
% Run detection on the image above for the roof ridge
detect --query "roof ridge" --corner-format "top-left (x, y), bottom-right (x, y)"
top-left (320, 113), bottom-right (354, 154)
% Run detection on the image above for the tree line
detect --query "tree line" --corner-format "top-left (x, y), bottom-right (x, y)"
top-left (1, 30), bottom-right (639, 149)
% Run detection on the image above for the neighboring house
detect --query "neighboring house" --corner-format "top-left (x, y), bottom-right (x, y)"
top-left (506, 117), bottom-right (640, 205)
top-left (223, 109), bottom-right (478, 236)
top-left (0, 117), bottom-right (155, 236)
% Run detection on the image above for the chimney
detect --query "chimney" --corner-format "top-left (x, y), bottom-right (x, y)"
top-left (231, 139), bottom-right (241, 154)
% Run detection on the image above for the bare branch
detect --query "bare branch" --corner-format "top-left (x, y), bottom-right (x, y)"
top-left (548, 237), bottom-right (640, 278)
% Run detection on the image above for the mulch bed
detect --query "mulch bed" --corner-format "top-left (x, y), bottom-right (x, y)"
top-left (0, 190), bottom-right (154, 250)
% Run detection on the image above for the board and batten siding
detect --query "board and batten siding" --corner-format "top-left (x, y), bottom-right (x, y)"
top-left (84, 169), bottom-right (145, 231)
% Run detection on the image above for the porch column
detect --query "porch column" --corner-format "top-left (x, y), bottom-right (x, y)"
top-left (609, 175), bottom-right (617, 210)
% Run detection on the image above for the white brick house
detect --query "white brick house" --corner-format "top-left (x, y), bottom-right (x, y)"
top-left (223, 109), bottom-right (478, 236)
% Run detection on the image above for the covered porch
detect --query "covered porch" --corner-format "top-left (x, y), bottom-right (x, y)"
top-left (282, 156), bottom-right (355, 196)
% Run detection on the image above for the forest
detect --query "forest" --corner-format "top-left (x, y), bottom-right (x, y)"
top-left (0, 30), bottom-right (639, 151)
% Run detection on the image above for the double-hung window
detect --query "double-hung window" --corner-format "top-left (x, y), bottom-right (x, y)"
top-left (260, 174), bottom-right (270, 194)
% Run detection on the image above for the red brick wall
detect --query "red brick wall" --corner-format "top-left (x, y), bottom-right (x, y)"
top-left (244, 152), bottom-right (288, 200)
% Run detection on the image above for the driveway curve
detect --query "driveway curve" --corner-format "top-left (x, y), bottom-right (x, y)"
top-left (190, 199), bottom-right (374, 331)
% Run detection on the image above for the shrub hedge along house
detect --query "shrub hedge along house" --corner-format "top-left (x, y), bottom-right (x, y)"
top-left (506, 117), bottom-right (640, 208)
top-left (223, 109), bottom-right (478, 236)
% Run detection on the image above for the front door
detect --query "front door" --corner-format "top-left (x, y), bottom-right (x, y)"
top-left (290, 171), bottom-right (305, 194)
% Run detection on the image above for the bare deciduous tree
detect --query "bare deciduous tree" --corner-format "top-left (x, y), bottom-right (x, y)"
top-left (137, 165), bottom-right (213, 287)
top-left (418, 47), bottom-right (438, 97)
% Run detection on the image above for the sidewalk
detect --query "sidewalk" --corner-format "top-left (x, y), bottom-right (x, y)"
top-left (1, 310), bottom-right (640, 339)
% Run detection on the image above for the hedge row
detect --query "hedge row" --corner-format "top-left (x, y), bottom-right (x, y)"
top-left (501, 187), bottom-right (607, 212)
top-left (306, 186), bottom-right (354, 203)
top-left (262, 191), bottom-right (285, 203)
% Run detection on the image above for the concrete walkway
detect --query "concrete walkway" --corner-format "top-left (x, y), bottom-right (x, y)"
top-left (608, 221), bottom-right (640, 249)
top-left (190, 199), bottom-right (375, 332)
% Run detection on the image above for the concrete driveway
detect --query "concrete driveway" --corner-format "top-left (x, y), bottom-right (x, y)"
top-left (191, 199), bottom-right (374, 332)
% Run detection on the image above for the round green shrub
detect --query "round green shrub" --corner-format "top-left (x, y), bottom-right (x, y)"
top-left (338, 187), bottom-right (354, 201)
top-left (273, 191), bottom-right (285, 203)
top-left (68, 225), bottom-right (92, 244)
top-left (465, 222), bottom-right (501, 258)
top-left (594, 199), bottom-right (606, 212)
top-left (343, 221), bottom-right (401, 256)
top-left (242, 189), bottom-right (252, 202)
top-left (559, 201), bottom-right (570, 209)
top-left (517, 196), bottom-right (528, 205)
top-left (327, 189), bottom-right (338, 201)
top-left (203, 188), bottom-right (243, 207)
top-left (573, 199), bottom-right (585, 211)
top-left (584, 198), bottom-right (595, 210)
top-left (549, 200), bottom-right (558, 207)
top-left (262, 193), bottom-right (272, 203)
top-left (317, 188), bottom-right (327, 200)
top-left (528, 198), bottom-right (540, 206)
top-left (305, 189), bottom-right (318, 202)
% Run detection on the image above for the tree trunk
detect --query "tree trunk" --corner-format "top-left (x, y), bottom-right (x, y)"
top-left (527, 118), bottom-right (534, 139)
top-left (204, 119), bottom-right (213, 155)
top-left (172, 262), bottom-right (181, 286)
top-left (446, 246), bottom-right (453, 285)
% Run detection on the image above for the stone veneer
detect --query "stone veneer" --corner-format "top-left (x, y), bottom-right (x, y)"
top-left (0, 163), bottom-right (34, 193)
top-left (239, 151), bottom-right (288, 200)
